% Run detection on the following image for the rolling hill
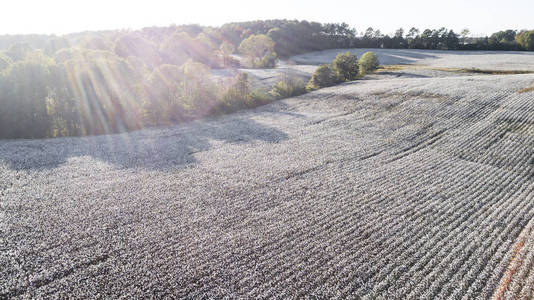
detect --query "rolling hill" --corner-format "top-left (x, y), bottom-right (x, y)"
top-left (2, 49), bottom-right (534, 299)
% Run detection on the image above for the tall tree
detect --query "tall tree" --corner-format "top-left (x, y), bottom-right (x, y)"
top-left (516, 30), bottom-right (534, 50)
top-left (238, 34), bottom-right (276, 68)
top-left (219, 41), bottom-right (236, 67)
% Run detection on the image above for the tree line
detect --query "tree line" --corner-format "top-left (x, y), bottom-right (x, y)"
top-left (219, 20), bottom-right (534, 54)
top-left (1, 20), bottom-right (534, 139)
top-left (0, 24), bottom-right (280, 139)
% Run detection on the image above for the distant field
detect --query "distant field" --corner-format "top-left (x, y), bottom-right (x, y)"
top-left (221, 48), bottom-right (534, 91)
top-left (291, 48), bottom-right (534, 71)
top-left (2, 49), bottom-right (534, 298)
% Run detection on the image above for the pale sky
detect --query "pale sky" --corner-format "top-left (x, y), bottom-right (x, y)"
top-left (2, 0), bottom-right (533, 36)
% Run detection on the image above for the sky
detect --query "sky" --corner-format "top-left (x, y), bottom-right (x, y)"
top-left (2, 0), bottom-right (533, 36)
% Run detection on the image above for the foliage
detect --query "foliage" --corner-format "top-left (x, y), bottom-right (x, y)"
top-left (44, 37), bottom-right (70, 55)
top-left (159, 31), bottom-right (195, 67)
top-left (6, 42), bottom-right (33, 61)
top-left (238, 34), bottom-right (277, 68)
top-left (143, 64), bottom-right (186, 125)
top-left (332, 51), bottom-right (359, 81)
top-left (306, 64), bottom-right (338, 91)
top-left (0, 58), bottom-right (53, 138)
top-left (82, 36), bottom-right (114, 51)
top-left (516, 30), bottom-right (534, 51)
top-left (2, 20), bottom-right (534, 140)
top-left (359, 51), bottom-right (380, 74)
top-left (181, 60), bottom-right (218, 115)
top-left (114, 34), bottom-right (161, 69)
top-left (257, 51), bottom-right (277, 68)
top-left (219, 73), bottom-right (252, 112)
top-left (0, 53), bottom-right (12, 71)
top-left (219, 41), bottom-right (236, 68)
top-left (62, 53), bottom-right (144, 135)
top-left (270, 74), bottom-right (307, 99)
top-left (250, 88), bottom-right (271, 104)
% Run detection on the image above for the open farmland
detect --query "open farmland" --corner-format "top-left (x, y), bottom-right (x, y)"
top-left (214, 49), bottom-right (534, 92)
top-left (291, 48), bottom-right (534, 71)
top-left (3, 50), bottom-right (534, 298)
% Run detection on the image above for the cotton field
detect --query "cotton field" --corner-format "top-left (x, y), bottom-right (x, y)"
top-left (291, 48), bottom-right (534, 71)
top-left (2, 50), bottom-right (534, 298)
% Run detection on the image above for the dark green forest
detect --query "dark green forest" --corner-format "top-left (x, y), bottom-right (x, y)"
top-left (1, 20), bottom-right (533, 139)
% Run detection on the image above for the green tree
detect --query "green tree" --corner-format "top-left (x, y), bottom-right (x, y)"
top-left (332, 52), bottom-right (359, 81)
top-left (45, 37), bottom-right (70, 56)
top-left (82, 36), bottom-right (114, 51)
top-left (461, 29), bottom-right (471, 41)
top-left (192, 32), bottom-right (218, 67)
top-left (238, 34), bottom-right (277, 68)
top-left (144, 64), bottom-right (187, 125)
top-left (515, 30), bottom-right (534, 50)
top-left (46, 64), bottom-right (81, 137)
top-left (446, 30), bottom-right (459, 50)
top-left (359, 52), bottom-right (380, 74)
top-left (160, 31), bottom-right (194, 66)
top-left (0, 53), bottom-right (12, 71)
top-left (258, 51), bottom-right (277, 68)
top-left (406, 27), bottom-right (420, 48)
top-left (219, 73), bottom-right (252, 112)
top-left (6, 42), bottom-right (33, 61)
top-left (219, 41), bottom-right (236, 67)
top-left (306, 64), bottom-right (337, 91)
top-left (114, 34), bottom-right (161, 69)
top-left (0, 56), bottom-right (54, 138)
top-left (181, 60), bottom-right (218, 116)
top-left (407, 27), bottom-right (420, 39)
top-left (61, 51), bottom-right (144, 135)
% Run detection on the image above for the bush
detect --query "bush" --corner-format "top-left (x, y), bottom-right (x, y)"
top-left (225, 56), bottom-right (241, 68)
top-left (257, 52), bottom-right (278, 68)
top-left (219, 73), bottom-right (275, 111)
top-left (359, 51), bottom-right (380, 74)
top-left (270, 75), bottom-right (306, 99)
top-left (332, 51), bottom-right (359, 81)
top-left (306, 64), bottom-right (338, 91)
top-left (219, 73), bottom-right (252, 112)
top-left (250, 88), bottom-right (271, 104)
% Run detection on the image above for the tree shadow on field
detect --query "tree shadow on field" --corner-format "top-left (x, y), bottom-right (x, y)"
top-left (368, 49), bottom-right (439, 65)
top-left (0, 113), bottom-right (289, 171)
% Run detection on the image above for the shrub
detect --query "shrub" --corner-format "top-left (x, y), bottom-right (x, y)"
top-left (270, 75), bottom-right (306, 99)
top-left (219, 73), bottom-right (252, 112)
top-left (219, 73), bottom-right (274, 111)
top-left (225, 56), bottom-right (241, 68)
top-left (306, 64), bottom-right (337, 91)
top-left (257, 52), bottom-right (278, 68)
top-left (250, 88), bottom-right (271, 104)
top-left (332, 51), bottom-right (359, 81)
top-left (359, 51), bottom-right (380, 74)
